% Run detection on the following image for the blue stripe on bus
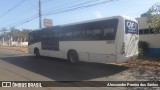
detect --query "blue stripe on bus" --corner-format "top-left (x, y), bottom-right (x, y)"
top-left (146, 48), bottom-right (160, 57)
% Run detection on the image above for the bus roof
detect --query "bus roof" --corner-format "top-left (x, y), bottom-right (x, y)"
top-left (30, 15), bottom-right (137, 33)
top-left (61, 15), bottom-right (137, 27)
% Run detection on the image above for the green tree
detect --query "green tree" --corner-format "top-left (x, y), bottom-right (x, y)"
top-left (147, 2), bottom-right (160, 33)
top-left (0, 28), bottom-right (10, 40)
top-left (9, 27), bottom-right (22, 40)
top-left (21, 29), bottom-right (31, 41)
top-left (0, 27), bottom-right (31, 41)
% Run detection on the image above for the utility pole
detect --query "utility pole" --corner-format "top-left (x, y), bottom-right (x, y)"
top-left (39, 0), bottom-right (42, 28)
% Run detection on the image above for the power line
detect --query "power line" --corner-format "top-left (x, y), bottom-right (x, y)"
top-left (3, 0), bottom-right (39, 28)
top-left (43, 0), bottom-right (84, 11)
top-left (5, 15), bottom-right (38, 28)
top-left (44, 0), bottom-right (118, 16)
top-left (3, 0), bottom-right (118, 28)
top-left (0, 0), bottom-right (26, 18)
top-left (2, 0), bottom-right (81, 28)
top-left (42, 0), bottom-right (83, 19)
top-left (41, 0), bottom-right (52, 4)
top-left (27, 0), bottom-right (38, 10)
top-left (27, 0), bottom-right (42, 28)
top-left (14, 16), bottom-right (38, 28)
top-left (43, 0), bottom-right (101, 15)
top-left (6, 14), bottom-right (37, 26)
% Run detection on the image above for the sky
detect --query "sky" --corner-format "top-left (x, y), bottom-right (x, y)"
top-left (0, 0), bottom-right (159, 30)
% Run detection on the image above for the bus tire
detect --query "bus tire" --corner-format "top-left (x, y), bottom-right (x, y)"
top-left (34, 48), bottom-right (40, 57)
top-left (67, 50), bottom-right (79, 64)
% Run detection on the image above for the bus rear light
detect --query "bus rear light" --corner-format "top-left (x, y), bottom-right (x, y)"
top-left (121, 42), bottom-right (125, 55)
top-left (121, 50), bottom-right (125, 55)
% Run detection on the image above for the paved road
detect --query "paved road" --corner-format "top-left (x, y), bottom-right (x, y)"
top-left (0, 47), bottom-right (129, 90)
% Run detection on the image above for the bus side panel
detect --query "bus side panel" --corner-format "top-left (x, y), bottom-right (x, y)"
top-left (78, 52), bottom-right (89, 62)
top-left (59, 41), bottom-right (116, 63)
top-left (41, 50), bottom-right (67, 59)
top-left (60, 41), bottom-right (116, 54)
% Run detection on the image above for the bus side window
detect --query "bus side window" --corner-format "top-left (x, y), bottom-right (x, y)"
top-left (48, 33), bottom-right (53, 40)
top-left (29, 35), bottom-right (34, 41)
top-left (103, 28), bottom-right (114, 40)
top-left (86, 30), bottom-right (92, 35)
top-left (54, 31), bottom-right (59, 38)
top-left (65, 31), bottom-right (72, 40)
top-left (93, 29), bottom-right (101, 40)
top-left (42, 34), bottom-right (47, 39)
top-left (29, 34), bottom-right (34, 45)
top-left (72, 30), bottom-right (81, 40)
top-left (81, 30), bottom-right (85, 35)
top-left (66, 32), bottom-right (72, 37)
top-left (73, 30), bottom-right (80, 36)
top-left (59, 31), bottom-right (64, 38)
top-left (85, 29), bottom-right (92, 40)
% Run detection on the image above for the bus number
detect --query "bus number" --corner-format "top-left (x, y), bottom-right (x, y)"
top-left (106, 40), bottom-right (115, 44)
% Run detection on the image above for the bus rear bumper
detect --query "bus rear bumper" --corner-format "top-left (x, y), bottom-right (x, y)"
top-left (115, 54), bottom-right (138, 63)
top-left (124, 54), bottom-right (138, 62)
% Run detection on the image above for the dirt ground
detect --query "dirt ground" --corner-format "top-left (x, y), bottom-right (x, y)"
top-left (0, 46), bottom-right (28, 53)
top-left (110, 57), bottom-right (160, 81)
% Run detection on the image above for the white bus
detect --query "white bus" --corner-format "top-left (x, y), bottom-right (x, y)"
top-left (28, 16), bottom-right (139, 63)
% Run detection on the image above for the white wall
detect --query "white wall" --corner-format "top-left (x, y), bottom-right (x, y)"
top-left (12, 42), bottom-right (28, 46)
top-left (139, 34), bottom-right (160, 48)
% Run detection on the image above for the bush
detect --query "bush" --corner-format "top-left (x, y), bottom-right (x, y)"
top-left (138, 41), bottom-right (149, 56)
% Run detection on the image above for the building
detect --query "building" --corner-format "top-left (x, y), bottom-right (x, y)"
top-left (136, 17), bottom-right (160, 57)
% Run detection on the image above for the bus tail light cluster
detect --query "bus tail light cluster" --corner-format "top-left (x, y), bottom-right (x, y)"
top-left (121, 42), bottom-right (125, 55)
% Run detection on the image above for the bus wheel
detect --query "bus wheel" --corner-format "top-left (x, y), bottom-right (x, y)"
top-left (68, 51), bottom-right (79, 64)
top-left (34, 48), bottom-right (40, 57)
